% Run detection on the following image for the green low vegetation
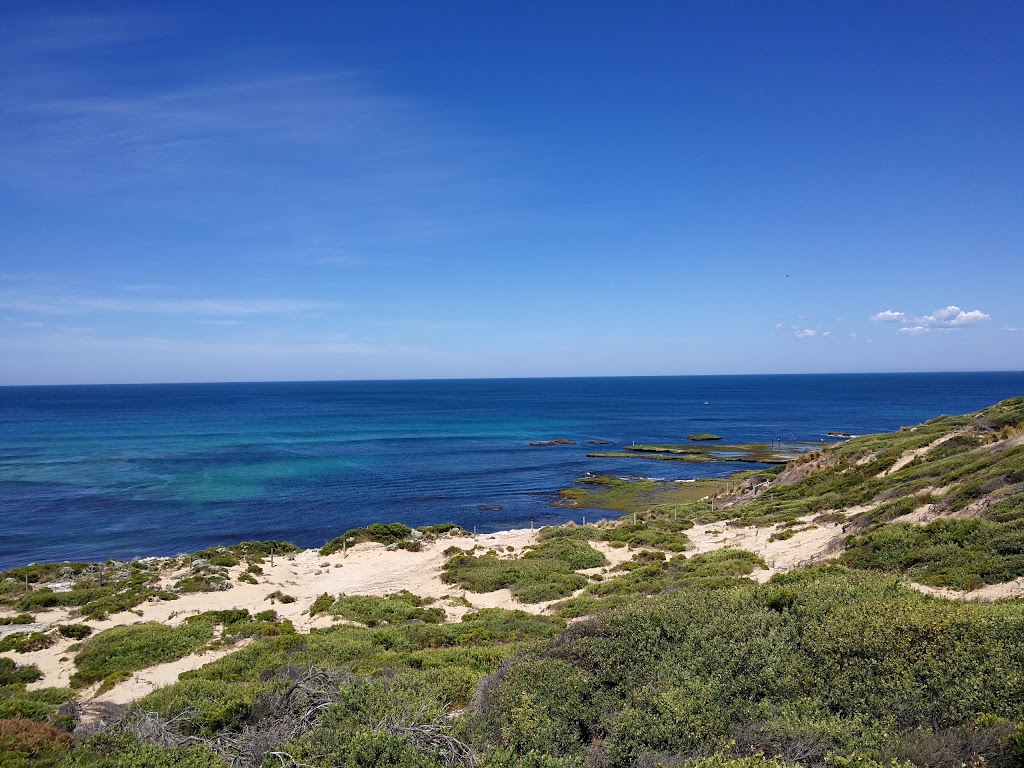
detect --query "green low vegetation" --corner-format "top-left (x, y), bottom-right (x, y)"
top-left (68, 609), bottom-right (295, 691)
top-left (319, 523), bottom-right (465, 556)
top-left (70, 621), bottom-right (216, 690)
top-left (442, 537), bottom-right (607, 603)
top-left (329, 591), bottom-right (446, 626)
top-left (469, 568), bottom-right (1024, 768)
top-left (553, 547), bottom-right (766, 617)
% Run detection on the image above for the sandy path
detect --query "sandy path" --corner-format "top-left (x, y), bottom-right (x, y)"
top-left (878, 431), bottom-right (960, 478)
top-left (907, 578), bottom-right (1024, 602)
top-left (687, 517), bottom-right (847, 581)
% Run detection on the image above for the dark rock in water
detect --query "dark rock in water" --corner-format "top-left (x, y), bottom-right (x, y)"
top-left (478, 504), bottom-right (504, 511)
top-left (686, 434), bottom-right (723, 441)
top-left (529, 439), bottom-right (576, 446)
top-left (828, 431), bottom-right (852, 438)
top-left (586, 439), bottom-right (613, 445)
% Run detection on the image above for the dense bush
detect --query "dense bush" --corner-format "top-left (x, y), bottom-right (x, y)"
top-left (843, 513), bottom-right (1024, 590)
top-left (442, 538), bottom-right (606, 604)
top-left (471, 568), bottom-right (1024, 767)
top-left (320, 523), bottom-right (415, 555)
top-left (70, 620), bottom-right (216, 689)
top-left (0, 658), bottom-right (42, 687)
top-left (0, 717), bottom-right (73, 767)
top-left (330, 591), bottom-right (446, 626)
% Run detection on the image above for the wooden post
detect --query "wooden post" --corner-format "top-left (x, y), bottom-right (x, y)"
top-left (270, 546), bottom-right (275, 567)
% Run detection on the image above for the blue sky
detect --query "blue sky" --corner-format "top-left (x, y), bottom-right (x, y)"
top-left (1, 1), bottom-right (1022, 384)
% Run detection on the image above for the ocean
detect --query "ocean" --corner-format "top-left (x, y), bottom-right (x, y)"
top-left (1, 372), bottom-right (1021, 570)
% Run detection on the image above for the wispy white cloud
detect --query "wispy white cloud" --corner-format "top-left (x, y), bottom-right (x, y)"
top-left (3, 12), bottom-right (161, 57)
top-left (0, 26), bottom-right (510, 254)
top-left (0, 291), bottom-right (330, 317)
top-left (1003, 325), bottom-right (1024, 334)
top-left (775, 322), bottom-right (800, 331)
top-left (795, 329), bottom-right (816, 339)
top-left (362, 318), bottom-right (482, 332)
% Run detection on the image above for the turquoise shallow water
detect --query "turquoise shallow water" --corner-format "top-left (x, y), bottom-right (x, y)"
top-left (1, 373), bottom-right (1021, 569)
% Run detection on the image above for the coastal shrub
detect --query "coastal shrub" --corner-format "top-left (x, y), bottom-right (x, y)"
top-left (14, 586), bottom-right (113, 612)
top-left (473, 568), bottom-right (1024, 767)
top-left (417, 523), bottom-right (468, 537)
top-left (537, 525), bottom-right (599, 542)
top-left (0, 562), bottom-right (93, 587)
top-left (0, 659), bottom-right (41, 687)
top-left (329, 592), bottom-right (445, 627)
top-left (0, 717), bottom-right (73, 767)
top-left (70, 620), bottom-right (215, 689)
top-left (310, 592), bottom-right (335, 616)
top-left (56, 623), bottom-right (92, 640)
top-left (175, 571), bottom-right (231, 594)
top-left (132, 608), bottom-right (562, 737)
top-left (841, 515), bottom-right (1024, 589)
top-left (64, 731), bottom-right (225, 767)
top-left (443, 552), bottom-right (588, 604)
top-left (265, 590), bottom-right (296, 604)
top-left (320, 523), bottom-right (414, 555)
top-left (597, 520), bottom-right (692, 551)
top-left (0, 631), bottom-right (56, 654)
top-left (0, 614), bottom-right (35, 626)
top-left (442, 537), bottom-right (606, 604)
top-left (189, 540), bottom-right (300, 568)
top-left (552, 548), bottom-right (765, 617)
top-left (0, 687), bottom-right (73, 723)
top-left (523, 538), bottom-right (607, 570)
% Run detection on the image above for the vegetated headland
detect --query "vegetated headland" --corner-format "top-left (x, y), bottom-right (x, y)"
top-left (2, 397), bottom-right (1023, 768)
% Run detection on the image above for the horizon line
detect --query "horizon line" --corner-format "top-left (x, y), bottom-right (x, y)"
top-left (1, 368), bottom-right (1021, 389)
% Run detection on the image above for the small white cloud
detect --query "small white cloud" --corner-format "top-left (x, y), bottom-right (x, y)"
top-left (795, 329), bottom-right (816, 339)
top-left (919, 305), bottom-right (962, 323)
top-left (1003, 325), bottom-right (1024, 334)
top-left (879, 304), bottom-right (991, 336)
top-left (945, 309), bottom-right (990, 327)
top-left (822, 331), bottom-right (832, 337)
top-left (870, 310), bottom-right (906, 323)
top-left (913, 305), bottom-right (990, 328)
top-left (775, 322), bottom-right (800, 331)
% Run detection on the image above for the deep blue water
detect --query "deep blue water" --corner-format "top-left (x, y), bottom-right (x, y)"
top-left (1, 373), bottom-right (1021, 569)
